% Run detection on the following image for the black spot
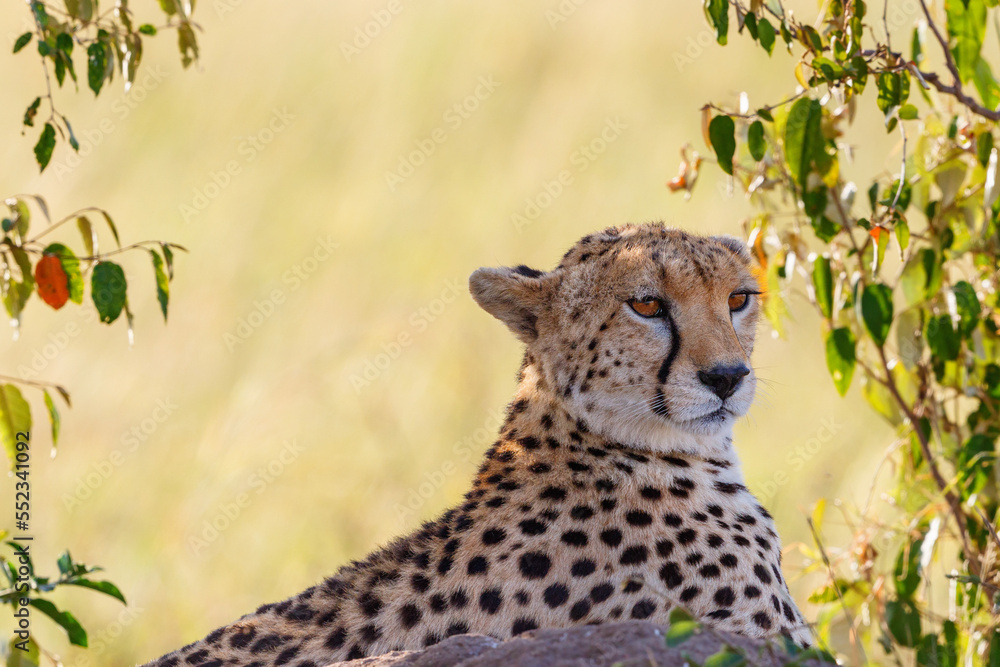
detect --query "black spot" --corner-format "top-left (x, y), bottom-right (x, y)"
top-left (715, 481), bottom-right (746, 494)
top-left (543, 583), bottom-right (570, 607)
top-left (482, 528), bottom-right (507, 545)
top-left (668, 486), bottom-right (689, 498)
top-left (661, 455), bottom-right (690, 467)
top-left (512, 618), bottom-right (538, 635)
top-left (515, 590), bottom-right (530, 605)
top-left (699, 564), bottom-right (721, 578)
top-left (571, 559), bottom-right (596, 577)
top-left (659, 562), bottom-right (682, 588)
top-left (484, 497), bottom-right (506, 508)
top-left (450, 590), bottom-right (469, 608)
top-left (446, 621), bottom-right (469, 637)
top-left (685, 553), bottom-right (704, 565)
top-left (529, 462), bottom-right (551, 474)
top-left (640, 487), bottom-right (663, 500)
top-left (663, 513), bottom-right (683, 527)
top-left (540, 486), bottom-right (567, 501)
top-left (230, 627), bottom-right (257, 649)
top-left (623, 580), bottom-right (643, 593)
top-left (561, 530), bottom-right (588, 547)
top-left (360, 624), bottom-right (381, 643)
top-left (571, 505), bottom-right (594, 521)
top-left (249, 634), bottom-right (287, 652)
top-left (753, 611), bottom-right (773, 630)
top-left (680, 586), bottom-right (700, 602)
top-left (707, 504), bottom-right (724, 518)
top-left (595, 478), bottom-right (615, 492)
top-left (737, 513), bottom-right (758, 525)
top-left (518, 552), bottom-right (552, 579)
top-left (429, 594), bottom-right (447, 613)
top-left (513, 264), bottom-right (544, 278)
top-left (437, 554), bottom-right (454, 575)
top-left (587, 447), bottom-right (608, 457)
top-left (479, 589), bottom-right (503, 614)
top-left (423, 632), bottom-right (443, 647)
top-left (286, 605), bottom-right (314, 623)
top-left (626, 510), bottom-right (653, 527)
top-left (719, 554), bottom-right (738, 568)
top-left (744, 585), bottom-right (762, 598)
top-left (600, 498), bottom-right (617, 512)
top-left (324, 628), bottom-right (346, 650)
top-left (707, 534), bottom-right (724, 548)
top-left (714, 587), bottom-right (736, 606)
top-left (600, 528), bottom-right (623, 547)
top-left (677, 529), bottom-right (697, 545)
top-left (358, 592), bottom-right (382, 617)
top-left (567, 460), bottom-right (591, 472)
top-left (346, 646), bottom-right (365, 660)
top-left (569, 599), bottom-right (592, 621)
top-left (519, 519), bottom-right (548, 536)
top-left (754, 563), bottom-right (773, 584)
top-left (497, 480), bottom-right (520, 491)
top-left (590, 582), bottom-right (614, 602)
top-left (734, 535), bottom-right (751, 547)
top-left (620, 545), bottom-right (648, 565)
top-left (520, 436), bottom-right (541, 450)
top-left (656, 539), bottom-right (674, 557)
top-left (411, 574), bottom-right (430, 593)
top-left (631, 599), bottom-right (656, 619)
top-left (707, 609), bottom-right (732, 619)
top-left (467, 556), bottom-right (488, 575)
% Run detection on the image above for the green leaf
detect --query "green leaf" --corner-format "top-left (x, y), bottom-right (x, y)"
top-left (747, 120), bottom-right (766, 161)
top-left (6, 635), bottom-right (39, 667)
top-left (161, 243), bottom-right (175, 280)
top-left (177, 22), bottom-right (198, 68)
top-left (86, 41), bottom-right (107, 96)
top-left (946, 0), bottom-right (986, 84)
top-left (703, 647), bottom-right (746, 667)
top-left (100, 210), bottom-right (121, 247)
top-left (958, 433), bottom-right (995, 496)
top-left (860, 283), bottom-right (893, 346)
top-left (973, 57), bottom-right (1000, 111)
top-left (911, 26), bottom-right (924, 65)
top-left (77, 215), bottom-right (96, 257)
top-left (33, 123), bottom-right (56, 172)
top-left (988, 629), bottom-right (1000, 667)
top-left (91, 262), bottom-right (127, 324)
top-left (708, 115), bottom-right (736, 175)
top-left (158, 0), bottom-right (178, 15)
top-left (900, 248), bottom-right (942, 305)
top-left (894, 537), bottom-right (924, 599)
top-left (23, 97), bottom-right (41, 127)
top-left (56, 551), bottom-right (73, 575)
top-left (885, 598), bottom-right (921, 648)
top-left (138, 23), bottom-right (158, 36)
top-left (28, 599), bottom-right (87, 647)
top-left (13, 32), bottom-right (32, 54)
top-left (65, 578), bottom-right (127, 604)
top-left (899, 103), bottom-right (919, 120)
top-left (825, 327), bottom-right (856, 396)
top-left (952, 281), bottom-right (980, 336)
top-left (876, 72), bottom-right (910, 114)
top-left (978, 132), bottom-right (995, 168)
top-left (784, 97), bottom-right (823, 189)
top-left (150, 249), bottom-right (170, 321)
top-left (744, 12), bottom-right (758, 39)
top-left (813, 255), bottom-right (833, 319)
top-left (895, 218), bottom-right (910, 257)
top-left (43, 243), bottom-right (83, 305)
top-left (43, 390), bottom-right (60, 448)
top-left (705, 0), bottom-right (729, 45)
top-left (925, 314), bottom-right (960, 360)
top-left (665, 620), bottom-right (700, 647)
top-left (0, 385), bottom-right (31, 470)
top-left (812, 56), bottom-right (845, 80)
top-left (758, 18), bottom-right (775, 55)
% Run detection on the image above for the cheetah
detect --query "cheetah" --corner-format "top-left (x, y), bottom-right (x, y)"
top-left (143, 222), bottom-right (811, 666)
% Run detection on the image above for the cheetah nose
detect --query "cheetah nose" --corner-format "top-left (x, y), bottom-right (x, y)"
top-left (697, 364), bottom-right (750, 400)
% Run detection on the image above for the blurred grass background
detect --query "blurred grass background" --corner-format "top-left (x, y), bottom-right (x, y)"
top-left (0, 1), bottom-right (911, 663)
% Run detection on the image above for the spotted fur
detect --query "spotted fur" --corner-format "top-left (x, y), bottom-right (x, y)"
top-left (142, 222), bottom-right (811, 667)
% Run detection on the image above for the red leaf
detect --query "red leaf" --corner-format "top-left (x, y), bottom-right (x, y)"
top-left (35, 254), bottom-right (69, 309)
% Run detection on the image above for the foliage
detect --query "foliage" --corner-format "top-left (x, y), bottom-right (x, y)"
top-left (14, 0), bottom-right (200, 171)
top-left (677, 0), bottom-right (1000, 663)
top-left (2, 2), bottom-right (198, 663)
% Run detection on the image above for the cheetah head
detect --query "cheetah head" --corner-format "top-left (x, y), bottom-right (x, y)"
top-left (470, 222), bottom-right (761, 455)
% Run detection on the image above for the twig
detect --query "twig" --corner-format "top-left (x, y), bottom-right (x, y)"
top-left (889, 121), bottom-right (907, 212)
top-left (806, 517), bottom-right (867, 665)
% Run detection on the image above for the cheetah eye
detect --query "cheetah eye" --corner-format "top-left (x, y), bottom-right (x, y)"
top-left (628, 298), bottom-right (664, 318)
top-left (728, 292), bottom-right (751, 312)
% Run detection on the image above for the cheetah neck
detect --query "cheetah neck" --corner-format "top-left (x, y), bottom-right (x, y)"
top-left (511, 356), bottom-right (742, 469)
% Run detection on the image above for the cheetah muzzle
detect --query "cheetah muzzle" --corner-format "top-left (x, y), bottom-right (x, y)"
top-left (142, 222), bottom-right (812, 666)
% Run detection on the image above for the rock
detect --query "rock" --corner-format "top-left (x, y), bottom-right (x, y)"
top-left (327, 620), bottom-right (828, 666)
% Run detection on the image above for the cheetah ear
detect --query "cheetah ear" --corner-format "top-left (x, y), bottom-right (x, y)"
top-left (712, 235), bottom-right (751, 264)
top-left (469, 265), bottom-right (555, 343)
